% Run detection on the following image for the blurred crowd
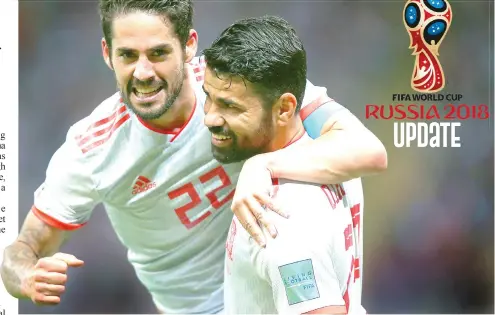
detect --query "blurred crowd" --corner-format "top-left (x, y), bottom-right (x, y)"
top-left (18, 1), bottom-right (493, 313)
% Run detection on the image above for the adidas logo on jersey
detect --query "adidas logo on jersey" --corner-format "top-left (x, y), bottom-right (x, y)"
top-left (132, 176), bottom-right (156, 195)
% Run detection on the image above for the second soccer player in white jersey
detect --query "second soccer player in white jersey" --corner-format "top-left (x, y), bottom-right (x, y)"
top-left (202, 16), bottom-right (367, 314)
top-left (2, 1), bottom-right (385, 313)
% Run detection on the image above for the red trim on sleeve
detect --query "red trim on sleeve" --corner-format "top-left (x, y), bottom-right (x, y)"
top-left (299, 94), bottom-right (334, 121)
top-left (31, 206), bottom-right (86, 231)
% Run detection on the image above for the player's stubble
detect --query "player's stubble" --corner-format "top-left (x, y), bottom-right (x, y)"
top-left (210, 108), bottom-right (275, 164)
top-left (119, 63), bottom-right (185, 121)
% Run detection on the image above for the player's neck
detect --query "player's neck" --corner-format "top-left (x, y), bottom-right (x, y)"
top-left (143, 64), bottom-right (196, 131)
top-left (268, 117), bottom-right (304, 152)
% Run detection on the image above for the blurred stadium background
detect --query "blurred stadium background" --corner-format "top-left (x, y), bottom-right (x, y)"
top-left (19, 1), bottom-right (493, 313)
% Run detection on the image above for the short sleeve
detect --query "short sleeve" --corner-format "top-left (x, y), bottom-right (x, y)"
top-left (256, 185), bottom-right (349, 314)
top-left (266, 246), bottom-right (345, 314)
top-left (33, 126), bottom-right (101, 230)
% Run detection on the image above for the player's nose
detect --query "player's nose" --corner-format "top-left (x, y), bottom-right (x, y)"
top-left (133, 57), bottom-right (155, 81)
top-left (204, 105), bottom-right (225, 129)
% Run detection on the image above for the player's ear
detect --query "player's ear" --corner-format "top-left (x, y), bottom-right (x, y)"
top-left (101, 37), bottom-right (113, 70)
top-left (184, 29), bottom-right (198, 63)
top-left (274, 93), bottom-right (298, 127)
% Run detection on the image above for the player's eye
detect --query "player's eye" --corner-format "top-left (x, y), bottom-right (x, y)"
top-left (221, 101), bottom-right (236, 109)
top-left (119, 51), bottom-right (136, 59)
top-left (151, 49), bottom-right (166, 57)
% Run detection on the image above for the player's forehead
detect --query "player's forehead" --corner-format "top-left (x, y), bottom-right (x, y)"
top-left (203, 67), bottom-right (260, 104)
top-left (111, 11), bottom-right (180, 50)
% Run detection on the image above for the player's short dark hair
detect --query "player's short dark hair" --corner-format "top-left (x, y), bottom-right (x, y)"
top-left (98, 0), bottom-right (193, 50)
top-left (203, 15), bottom-right (307, 111)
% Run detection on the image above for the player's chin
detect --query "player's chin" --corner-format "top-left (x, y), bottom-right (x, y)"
top-left (211, 147), bottom-right (238, 164)
top-left (132, 102), bottom-right (170, 120)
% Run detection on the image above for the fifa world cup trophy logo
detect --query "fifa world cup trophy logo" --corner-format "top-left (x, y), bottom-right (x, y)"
top-left (403, 0), bottom-right (452, 93)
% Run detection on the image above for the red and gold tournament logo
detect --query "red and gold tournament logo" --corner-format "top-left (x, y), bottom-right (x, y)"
top-left (365, 0), bottom-right (490, 149)
top-left (403, 0), bottom-right (452, 93)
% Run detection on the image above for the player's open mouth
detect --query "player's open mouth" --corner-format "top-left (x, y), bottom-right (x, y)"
top-left (212, 133), bottom-right (232, 147)
top-left (212, 134), bottom-right (231, 141)
top-left (133, 86), bottom-right (163, 101)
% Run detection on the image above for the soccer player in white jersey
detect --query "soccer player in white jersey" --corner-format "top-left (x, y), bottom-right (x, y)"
top-left (202, 16), bottom-right (366, 314)
top-left (1, 1), bottom-right (384, 313)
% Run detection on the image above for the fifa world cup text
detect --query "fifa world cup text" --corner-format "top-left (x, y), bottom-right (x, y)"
top-left (392, 93), bottom-right (462, 102)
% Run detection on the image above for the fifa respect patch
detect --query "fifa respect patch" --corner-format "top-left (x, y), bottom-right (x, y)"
top-left (278, 259), bottom-right (319, 305)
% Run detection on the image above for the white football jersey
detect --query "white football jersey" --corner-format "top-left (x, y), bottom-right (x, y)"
top-left (224, 134), bottom-right (366, 315)
top-left (32, 56), bottom-right (344, 314)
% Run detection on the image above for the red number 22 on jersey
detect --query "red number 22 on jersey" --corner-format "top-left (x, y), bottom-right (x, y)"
top-left (167, 166), bottom-right (235, 229)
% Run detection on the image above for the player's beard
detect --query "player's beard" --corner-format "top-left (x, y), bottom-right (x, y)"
top-left (210, 109), bottom-right (274, 164)
top-left (120, 64), bottom-right (185, 121)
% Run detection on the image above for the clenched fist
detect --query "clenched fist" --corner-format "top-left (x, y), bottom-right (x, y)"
top-left (26, 252), bottom-right (84, 305)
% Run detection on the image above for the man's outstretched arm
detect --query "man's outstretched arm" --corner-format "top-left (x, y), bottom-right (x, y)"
top-left (266, 108), bottom-right (387, 184)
